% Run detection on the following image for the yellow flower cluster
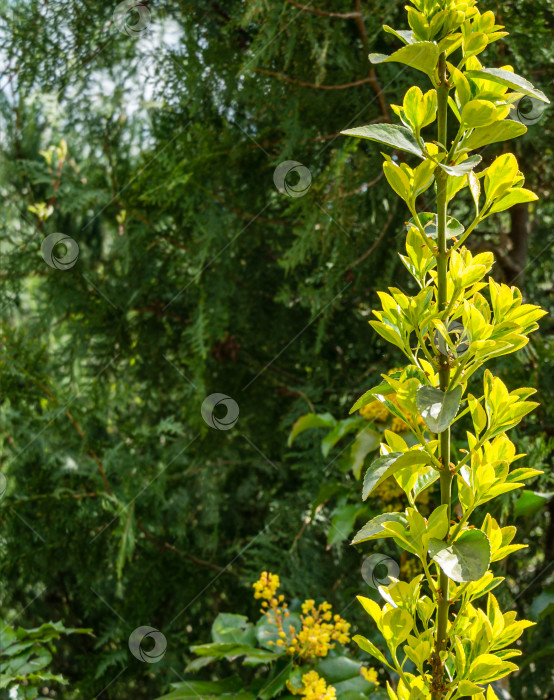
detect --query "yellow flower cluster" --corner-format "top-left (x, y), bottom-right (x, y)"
top-left (253, 571), bottom-right (280, 601)
top-left (252, 574), bottom-right (351, 660)
top-left (288, 599), bottom-right (351, 658)
top-left (287, 670), bottom-right (336, 700)
top-left (361, 666), bottom-right (379, 684)
top-left (359, 400), bottom-right (389, 422)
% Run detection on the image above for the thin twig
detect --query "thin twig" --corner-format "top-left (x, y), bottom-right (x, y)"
top-left (347, 200), bottom-right (398, 270)
top-left (255, 68), bottom-right (376, 90)
top-left (284, 0), bottom-right (362, 19)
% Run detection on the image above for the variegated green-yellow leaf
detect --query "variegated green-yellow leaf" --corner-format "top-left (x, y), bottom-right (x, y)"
top-left (381, 608), bottom-right (413, 648)
top-left (369, 42), bottom-right (440, 79)
top-left (463, 120), bottom-right (527, 150)
top-left (462, 99), bottom-right (499, 128)
top-left (465, 67), bottom-right (550, 103)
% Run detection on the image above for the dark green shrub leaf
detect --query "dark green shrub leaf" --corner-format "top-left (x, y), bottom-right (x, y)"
top-left (362, 452), bottom-right (429, 501)
top-left (428, 530), bottom-right (491, 582)
top-left (341, 124), bottom-right (424, 157)
top-left (352, 512), bottom-right (408, 545)
top-left (416, 385), bottom-right (463, 433)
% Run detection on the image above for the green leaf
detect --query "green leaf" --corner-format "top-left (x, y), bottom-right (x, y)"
top-left (381, 608), bottom-right (413, 648)
top-left (412, 468), bottom-right (440, 500)
top-left (457, 680), bottom-right (485, 696)
top-left (416, 385), bottom-right (463, 433)
top-left (488, 188), bottom-right (538, 215)
top-left (353, 635), bottom-right (389, 666)
top-left (513, 490), bottom-right (550, 518)
top-left (465, 68), bottom-right (550, 103)
top-left (259, 660), bottom-right (293, 700)
top-left (341, 123), bottom-right (424, 157)
top-left (211, 613), bottom-right (255, 646)
top-left (428, 529), bottom-right (491, 583)
top-left (333, 675), bottom-right (379, 696)
top-left (383, 161), bottom-right (411, 201)
top-left (369, 42), bottom-right (440, 79)
top-left (352, 512), bottom-right (408, 545)
top-left (156, 677), bottom-right (252, 699)
top-left (350, 426), bottom-right (381, 479)
top-left (462, 99), bottom-right (498, 128)
top-left (321, 417), bottom-right (365, 457)
top-left (463, 120), bottom-right (527, 151)
top-left (468, 654), bottom-right (518, 684)
top-left (190, 642), bottom-right (256, 658)
top-left (383, 25), bottom-right (415, 44)
top-left (362, 451), bottom-right (429, 500)
top-left (463, 32), bottom-right (488, 59)
top-left (530, 587), bottom-right (554, 622)
top-left (403, 86), bottom-right (437, 134)
top-left (242, 648), bottom-right (284, 666)
top-left (349, 382), bottom-right (393, 414)
top-left (328, 504), bottom-right (360, 547)
top-left (407, 212), bottom-right (464, 239)
top-left (184, 656), bottom-right (217, 672)
top-left (315, 655), bottom-right (366, 683)
top-left (288, 413), bottom-right (336, 446)
top-left (468, 171), bottom-right (481, 214)
top-left (438, 155), bottom-right (482, 176)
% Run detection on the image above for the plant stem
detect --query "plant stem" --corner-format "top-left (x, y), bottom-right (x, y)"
top-left (431, 52), bottom-right (453, 700)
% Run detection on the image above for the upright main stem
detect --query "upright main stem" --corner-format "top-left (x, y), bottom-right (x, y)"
top-left (431, 52), bottom-right (452, 700)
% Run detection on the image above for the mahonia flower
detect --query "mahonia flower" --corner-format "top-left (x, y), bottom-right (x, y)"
top-left (361, 666), bottom-right (379, 685)
top-left (252, 574), bottom-right (350, 660)
top-left (288, 600), bottom-right (351, 658)
top-left (253, 571), bottom-right (280, 601)
top-left (359, 400), bottom-right (389, 422)
top-left (287, 670), bottom-right (336, 700)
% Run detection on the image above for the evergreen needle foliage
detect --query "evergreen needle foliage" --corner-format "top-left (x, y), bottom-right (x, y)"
top-left (342, 1), bottom-right (549, 699)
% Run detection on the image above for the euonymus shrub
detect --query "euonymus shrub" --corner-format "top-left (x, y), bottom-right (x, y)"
top-left (341, 1), bottom-right (549, 699)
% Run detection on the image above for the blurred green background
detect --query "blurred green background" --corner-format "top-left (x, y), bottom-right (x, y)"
top-left (0, 0), bottom-right (552, 697)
